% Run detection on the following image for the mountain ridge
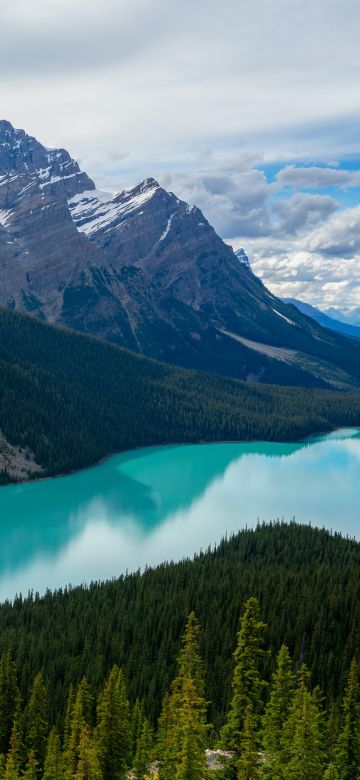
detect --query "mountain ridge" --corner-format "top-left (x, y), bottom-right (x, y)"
top-left (1, 119), bottom-right (360, 389)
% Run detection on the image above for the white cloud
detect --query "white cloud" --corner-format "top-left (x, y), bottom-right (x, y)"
top-left (277, 165), bottom-right (360, 189)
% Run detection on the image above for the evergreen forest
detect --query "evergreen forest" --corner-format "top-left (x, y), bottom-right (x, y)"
top-left (1, 308), bottom-right (360, 484)
top-left (0, 523), bottom-right (358, 778)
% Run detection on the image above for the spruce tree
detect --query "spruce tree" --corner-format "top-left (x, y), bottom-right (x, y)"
top-left (22, 752), bottom-right (38, 780)
top-left (262, 644), bottom-right (294, 762)
top-left (43, 728), bottom-right (63, 780)
top-left (130, 699), bottom-right (145, 763)
top-left (133, 718), bottom-right (153, 780)
top-left (334, 658), bottom-right (360, 780)
top-left (0, 651), bottom-right (20, 756)
top-left (95, 665), bottom-right (130, 780)
top-left (74, 727), bottom-right (102, 780)
top-left (24, 672), bottom-right (48, 775)
top-left (3, 723), bottom-right (22, 780)
top-left (236, 705), bottom-right (260, 780)
top-left (158, 613), bottom-right (208, 780)
top-left (221, 598), bottom-right (267, 752)
top-left (281, 665), bottom-right (325, 780)
top-left (63, 678), bottom-right (93, 780)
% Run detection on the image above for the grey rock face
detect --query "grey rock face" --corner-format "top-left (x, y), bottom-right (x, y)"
top-left (1, 119), bottom-right (359, 388)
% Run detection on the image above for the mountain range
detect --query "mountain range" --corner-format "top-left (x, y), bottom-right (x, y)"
top-left (1, 119), bottom-right (360, 389)
top-left (284, 298), bottom-right (360, 341)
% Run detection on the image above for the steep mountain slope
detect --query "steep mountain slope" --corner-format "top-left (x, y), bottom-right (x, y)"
top-left (1, 307), bottom-right (360, 484)
top-left (1, 119), bottom-right (360, 388)
top-left (285, 298), bottom-right (360, 341)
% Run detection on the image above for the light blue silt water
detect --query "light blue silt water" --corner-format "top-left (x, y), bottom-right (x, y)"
top-left (0, 428), bottom-right (359, 600)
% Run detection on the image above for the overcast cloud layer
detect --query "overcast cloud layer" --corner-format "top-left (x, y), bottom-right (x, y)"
top-left (1, 0), bottom-right (360, 309)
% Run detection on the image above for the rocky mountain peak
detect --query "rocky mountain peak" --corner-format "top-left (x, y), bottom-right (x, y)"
top-left (0, 119), bottom-right (94, 199)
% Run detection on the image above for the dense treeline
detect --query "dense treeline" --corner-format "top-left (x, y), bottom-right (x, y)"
top-left (1, 308), bottom-right (360, 483)
top-left (0, 600), bottom-right (358, 779)
top-left (0, 523), bottom-right (358, 735)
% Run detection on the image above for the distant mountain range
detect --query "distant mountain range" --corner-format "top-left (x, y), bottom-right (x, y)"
top-left (1, 119), bottom-right (360, 389)
top-left (284, 299), bottom-right (360, 341)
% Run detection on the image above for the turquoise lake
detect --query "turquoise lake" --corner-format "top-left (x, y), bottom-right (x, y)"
top-left (0, 428), bottom-right (359, 601)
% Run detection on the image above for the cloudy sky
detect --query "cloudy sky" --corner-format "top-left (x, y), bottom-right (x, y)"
top-left (1, 0), bottom-right (360, 310)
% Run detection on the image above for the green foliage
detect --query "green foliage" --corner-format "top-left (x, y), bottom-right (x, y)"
top-left (281, 665), bottom-right (325, 780)
top-left (132, 718), bottom-right (153, 780)
top-left (0, 651), bottom-right (21, 756)
top-left (334, 658), bottom-right (360, 779)
top-left (73, 727), bottom-right (102, 780)
top-left (24, 673), bottom-right (48, 775)
top-left (221, 598), bottom-right (267, 751)
top-left (95, 666), bottom-right (130, 780)
top-left (42, 728), bottom-right (63, 780)
top-left (63, 679), bottom-right (93, 780)
top-left (1, 307), bottom-right (360, 483)
top-left (158, 614), bottom-right (208, 780)
top-left (261, 644), bottom-right (295, 776)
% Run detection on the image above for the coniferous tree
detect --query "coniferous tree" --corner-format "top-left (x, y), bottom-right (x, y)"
top-left (261, 643), bottom-right (294, 776)
top-left (130, 699), bottom-right (145, 764)
top-left (43, 728), bottom-right (63, 780)
top-left (95, 666), bottom-right (130, 780)
top-left (63, 679), bottom-right (93, 780)
top-left (281, 665), bottom-right (325, 780)
top-left (236, 704), bottom-right (260, 780)
top-left (0, 651), bottom-right (20, 757)
top-left (24, 672), bottom-right (48, 775)
top-left (3, 723), bottom-right (22, 780)
top-left (334, 658), bottom-right (360, 780)
top-left (133, 718), bottom-right (153, 780)
top-left (74, 727), bottom-right (102, 780)
top-left (22, 752), bottom-right (38, 780)
top-left (221, 598), bottom-right (267, 752)
top-left (158, 613), bottom-right (208, 780)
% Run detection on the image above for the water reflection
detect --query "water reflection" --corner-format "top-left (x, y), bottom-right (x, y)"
top-left (0, 429), bottom-right (359, 600)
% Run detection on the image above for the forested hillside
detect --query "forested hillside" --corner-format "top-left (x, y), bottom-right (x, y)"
top-left (1, 308), bottom-right (360, 484)
top-left (0, 523), bottom-right (358, 778)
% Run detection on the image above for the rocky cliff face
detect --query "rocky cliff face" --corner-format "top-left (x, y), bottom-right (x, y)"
top-left (1, 119), bottom-right (360, 389)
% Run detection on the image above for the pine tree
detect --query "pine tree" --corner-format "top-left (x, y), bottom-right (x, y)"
top-left (95, 666), bottom-right (130, 780)
top-left (281, 665), bottom-right (325, 780)
top-left (133, 718), bottom-right (153, 780)
top-left (334, 658), bottom-right (360, 780)
top-left (43, 728), bottom-right (63, 780)
top-left (24, 672), bottom-right (48, 775)
top-left (236, 705), bottom-right (260, 780)
top-left (3, 723), bottom-right (22, 780)
top-left (22, 751), bottom-right (38, 780)
top-left (221, 598), bottom-right (267, 752)
top-left (63, 678), bottom-right (93, 780)
top-left (130, 699), bottom-right (145, 763)
top-left (262, 644), bottom-right (294, 764)
top-left (74, 727), bottom-right (102, 780)
top-left (158, 613), bottom-right (208, 780)
top-left (0, 651), bottom-right (21, 756)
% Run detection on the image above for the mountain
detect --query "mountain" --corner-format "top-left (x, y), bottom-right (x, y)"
top-left (325, 306), bottom-right (360, 328)
top-left (1, 307), bottom-right (360, 483)
top-left (284, 298), bottom-right (360, 340)
top-left (2, 119), bottom-right (360, 389)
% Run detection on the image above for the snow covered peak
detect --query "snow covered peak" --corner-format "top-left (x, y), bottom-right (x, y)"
top-left (0, 119), bottom-right (94, 199)
top-left (69, 177), bottom-right (163, 237)
top-left (235, 248), bottom-right (252, 272)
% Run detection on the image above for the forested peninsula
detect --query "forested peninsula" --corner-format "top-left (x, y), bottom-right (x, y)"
top-left (0, 523), bottom-right (358, 778)
top-left (1, 308), bottom-right (360, 485)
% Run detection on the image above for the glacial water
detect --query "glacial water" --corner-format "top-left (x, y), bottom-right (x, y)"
top-left (0, 428), bottom-right (359, 601)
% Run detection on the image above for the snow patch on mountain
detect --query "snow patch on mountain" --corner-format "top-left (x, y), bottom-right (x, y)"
top-left (69, 180), bottom-right (159, 236)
